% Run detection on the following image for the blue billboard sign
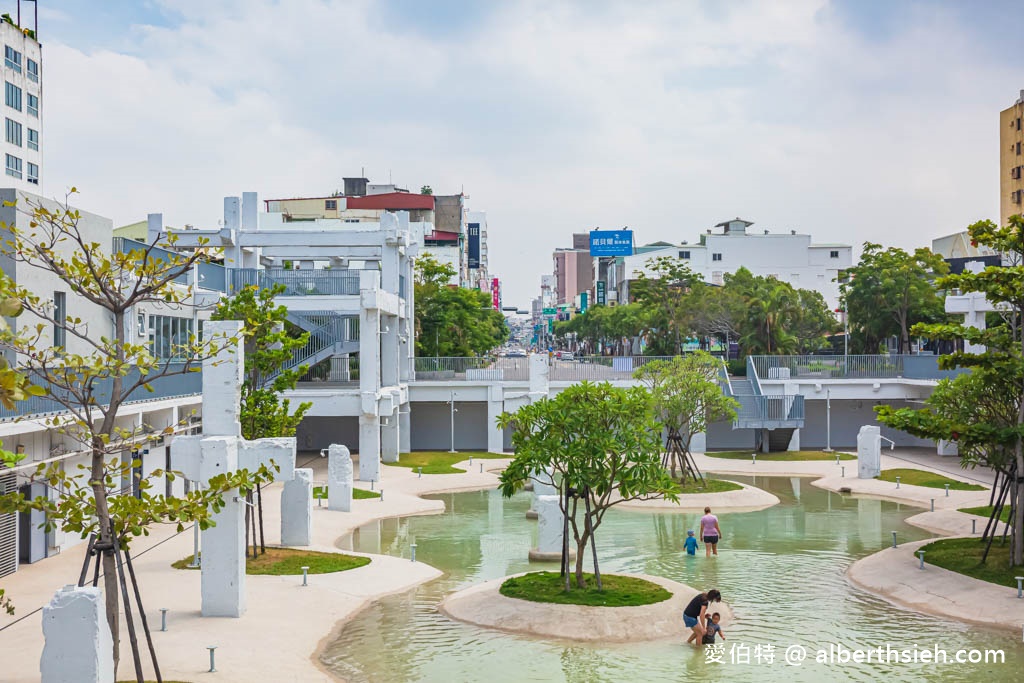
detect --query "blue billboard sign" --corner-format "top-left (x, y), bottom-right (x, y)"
top-left (467, 223), bottom-right (480, 269)
top-left (589, 230), bottom-right (633, 257)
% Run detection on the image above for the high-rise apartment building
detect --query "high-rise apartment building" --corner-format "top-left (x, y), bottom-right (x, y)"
top-left (1, 17), bottom-right (40, 192)
top-left (1001, 90), bottom-right (1024, 228)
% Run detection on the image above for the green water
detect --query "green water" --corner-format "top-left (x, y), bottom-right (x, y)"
top-left (322, 476), bottom-right (1023, 682)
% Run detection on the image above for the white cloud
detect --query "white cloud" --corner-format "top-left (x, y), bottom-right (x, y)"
top-left (39, 0), bottom-right (1020, 306)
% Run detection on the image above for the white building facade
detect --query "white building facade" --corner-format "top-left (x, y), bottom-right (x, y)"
top-left (622, 218), bottom-right (853, 310)
top-left (1, 19), bottom-right (41, 192)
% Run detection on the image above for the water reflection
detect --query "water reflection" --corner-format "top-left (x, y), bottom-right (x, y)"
top-left (320, 477), bottom-right (1023, 682)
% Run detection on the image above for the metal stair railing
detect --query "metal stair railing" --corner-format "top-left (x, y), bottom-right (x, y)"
top-left (258, 317), bottom-right (355, 386)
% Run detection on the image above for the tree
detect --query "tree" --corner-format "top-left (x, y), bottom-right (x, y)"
top-left (841, 243), bottom-right (948, 354)
top-left (630, 257), bottom-right (698, 355)
top-left (634, 352), bottom-right (739, 480)
top-left (211, 283), bottom-right (312, 440)
top-left (0, 193), bottom-right (274, 679)
top-left (688, 281), bottom-right (743, 353)
top-left (876, 217), bottom-right (1024, 568)
top-left (792, 289), bottom-right (839, 353)
top-left (414, 254), bottom-right (507, 356)
top-left (497, 382), bottom-right (678, 590)
top-left (420, 185), bottom-right (433, 195)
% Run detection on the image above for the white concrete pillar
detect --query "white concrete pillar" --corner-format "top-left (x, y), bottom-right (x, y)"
top-left (486, 385), bottom-right (505, 454)
top-left (529, 495), bottom-right (570, 561)
top-left (381, 314), bottom-right (399, 388)
top-left (201, 320), bottom-right (243, 438)
top-left (199, 436), bottom-right (245, 618)
top-left (787, 429), bottom-right (800, 451)
top-left (146, 213), bottom-right (163, 245)
top-left (857, 425), bottom-right (881, 479)
top-left (328, 444), bottom-right (353, 512)
top-left (281, 468), bottom-right (313, 546)
top-left (689, 431), bottom-right (707, 453)
top-left (528, 353), bottom-right (549, 402)
top-left (41, 585), bottom-right (114, 683)
top-left (223, 196), bottom-right (241, 269)
top-left (399, 407), bottom-right (411, 454)
top-left (381, 413), bottom-right (400, 464)
top-left (937, 439), bottom-right (959, 457)
top-left (358, 415), bottom-right (381, 483)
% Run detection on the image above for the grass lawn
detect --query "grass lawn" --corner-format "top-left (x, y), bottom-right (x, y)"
top-left (958, 505), bottom-right (1012, 524)
top-left (500, 571), bottom-right (671, 607)
top-left (385, 450), bottom-right (509, 474)
top-left (917, 537), bottom-right (1024, 589)
top-left (675, 478), bottom-right (743, 494)
top-left (312, 485), bottom-right (379, 500)
top-left (172, 547), bottom-right (370, 575)
top-left (877, 468), bottom-right (987, 491)
top-left (705, 450), bottom-right (856, 461)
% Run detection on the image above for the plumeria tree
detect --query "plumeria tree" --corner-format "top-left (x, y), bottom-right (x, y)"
top-left (498, 382), bottom-right (678, 590)
top-left (0, 193), bottom-right (274, 679)
top-left (876, 217), bottom-right (1024, 568)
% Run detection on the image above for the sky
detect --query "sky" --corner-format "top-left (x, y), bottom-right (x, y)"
top-left (26, 0), bottom-right (1024, 307)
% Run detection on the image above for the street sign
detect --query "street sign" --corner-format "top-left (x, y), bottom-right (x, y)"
top-left (542, 308), bottom-right (556, 315)
top-left (596, 281), bottom-right (606, 305)
top-left (580, 292), bottom-right (588, 313)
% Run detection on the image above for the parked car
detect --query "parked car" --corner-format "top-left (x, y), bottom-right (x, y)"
top-left (559, 351), bottom-right (575, 361)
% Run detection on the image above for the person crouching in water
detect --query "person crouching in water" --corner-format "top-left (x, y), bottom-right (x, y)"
top-left (701, 612), bottom-right (725, 646)
top-left (684, 589), bottom-right (722, 647)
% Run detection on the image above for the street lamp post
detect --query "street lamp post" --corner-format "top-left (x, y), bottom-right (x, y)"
top-left (448, 390), bottom-right (458, 454)
top-left (823, 388), bottom-right (833, 452)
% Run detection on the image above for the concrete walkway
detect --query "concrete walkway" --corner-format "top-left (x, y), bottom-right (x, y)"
top-left (0, 454), bottom-right (510, 683)
top-left (695, 449), bottom-right (1023, 632)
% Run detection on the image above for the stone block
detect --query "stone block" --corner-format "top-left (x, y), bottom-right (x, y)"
top-left (238, 437), bottom-right (296, 481)
top-left (281, 468), bottom-right (313, 546)
top-left (857, 425), bottom-right (881, 479)
top-left (41, 585), bottom-right (114, 683)
top-left (328, 444), bottom-right (353, 512)
top-left (197, 436), bottom-right (238, 485)
top-left (201, 487), bottom-right (246, 617)
top-left (201, 320), bottom-right (244, 437)
top-left (534, 494), bottom-right (564, 554)
top-left (168, 434), bottom-right (202, 481)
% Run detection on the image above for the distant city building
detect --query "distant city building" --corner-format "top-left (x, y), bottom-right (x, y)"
top-left (1, 17), bottom-right (41, 192)
top-left (1000, 89), bottom-right (1024, 228)
top-left (553, 233), bottom-right (593, 306)
top-left (620, 218), bottom-right (852, 310)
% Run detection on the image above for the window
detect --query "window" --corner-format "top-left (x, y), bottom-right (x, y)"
top-left (1014, 167), bottom-right (1022, 180)
top-left (678, 250), bottom-right (690, 259)
top-left (53, 292), bottom-right (66, 349)
top-left (148, 315), bottom-right (195, 360)
top-left (25, 58), bottom-right (37, 83)
top-left (4, 81), bottom-right (20, 110)
top-left (1017, 142), bottom-right (1022, 156)
top-left (26, 127), bottom-right (36, 150)
top-left (26, 93), bottom-right (37, 118)
top-left (4, 117), bottom-right (19, 146)
top-left (325, 199), bottom-right (337, 210)
top-left (830, 250), bottom-right (839, 258)
top-left (4, 46), bottom-right (20, 73)
top-left (5, 153), bottom-right (20, 178)
top-left (712, 253), bottom-right (722, 262)
top-left (26, 161), bottom-right (37, 184)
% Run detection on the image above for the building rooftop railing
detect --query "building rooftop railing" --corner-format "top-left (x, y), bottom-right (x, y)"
top-left (227, 268), bottom-right (362, 296)
top-left (749, 355), bottom-right (965, 381)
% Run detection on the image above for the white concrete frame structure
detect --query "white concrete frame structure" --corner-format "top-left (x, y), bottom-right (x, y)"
top-left (163, 193), bottom-right (420, 480)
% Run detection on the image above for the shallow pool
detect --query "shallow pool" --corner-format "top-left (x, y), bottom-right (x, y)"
top-left (322, 476), bottom-right (1023, 682)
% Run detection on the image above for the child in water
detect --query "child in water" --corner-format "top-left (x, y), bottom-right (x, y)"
top-left (684, 530), bottom-right (699, 556)
top-left (701, 613), bottom-right (725, 645)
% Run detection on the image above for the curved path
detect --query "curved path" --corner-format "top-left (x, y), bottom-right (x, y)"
top-left (439, 573), bottom-right (733, 642)
top-left (616, 480), bottom-right (779, 513)
top-left (693, 450), bottom-right (1020, 632)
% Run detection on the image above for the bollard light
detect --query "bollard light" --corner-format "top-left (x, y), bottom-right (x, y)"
top-left (411, 543), bottom-right (417, 563)
top-left (160, 608), bottom-right (168, 632)
top-left (945, 484), bottom-right (950, 497)
top-left (896, 476), bottom-right (901, 489)
top-left (751, 453), bottom-right (757, 465)
top-left (835, 453), bottom-right (840, 465)
top-left (891, 531), bottom-right (897, 548)
top-left (480, 463), bottom-right (484, 473)
top-left (1016, 577), bottom-right (1024, 599)
top-left (418, 466), bottom-right (423, 478)
top-left (841, 466), bottom-right (845, 478)
top-left (301, 566), bottom-right (309, 587)
top-left (380, 489), bottom-right (384, 502)
top-left (469, 455), bottom-right (473, 466)
top-left (972, 519), bottom-right (977, 535)
top-left (207, 646), bottom-right (217, 673)
top-left (931, 498), bottom-right (935, 512)
top-left (917, 550), bottom-right (926, 570)
top-left (370, 479), bottom-right (375, 491)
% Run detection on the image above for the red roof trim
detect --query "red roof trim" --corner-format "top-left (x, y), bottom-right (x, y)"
top-left (345, 192), bottom-right (434, 210)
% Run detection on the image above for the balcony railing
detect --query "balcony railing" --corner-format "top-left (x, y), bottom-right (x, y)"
top-left (227, 268), bottom-right (361, 296)
top-left (749, 355), bottom-right (966, 381)
top-left (734, 394), bottom-right (805, 426)
top-left (414, 357), bottom-right (529, 381)
top-left (0, 365), bottom-right (202, 422)
top-left (548, 356), bottom-right (675, 381)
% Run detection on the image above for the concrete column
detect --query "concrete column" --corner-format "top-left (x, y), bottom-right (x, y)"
top-left (529, 495), bottom-right (573, 562)
top-left (281, 468), bottom-right (313, 546)
top-left (857, 425), bottom-right (881, 479)
top-left (399, 407), bottom-right (411, 454)
top-left (201, 320), bottom-right (243, 438)
top-left (381, 314), bottom-right (399, 389)
top-left (358, 415), bottom-right (381, 482)
top-left (199, 437), bottom-right (245, 618)
top-left (223, 196), bottom-right (241, 269)
top-left (486, 385), bottom-right (505, 454)
top-left (761, 429), bottom-right (771, 453)
top-left (328, 444), bottom-right (353, 512)
top-left (787, 429), bottom-right (800, 451)
top-left (689, 431), bottom-right (707, 454)
top-left (528, 353), bottom-right (549, 402)
top-left (937, 439), bottom-right (959, 457)
top-left (381, 413), bottom-right (400, 464)
top-left (41, 585), bottom-right (114, 683)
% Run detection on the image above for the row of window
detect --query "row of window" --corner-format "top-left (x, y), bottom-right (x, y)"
top-left (5, 117), bottom-right (37, 149)
top-left (5, 153), bottom-right (37, 183)
top-left (148, 315), bottom-right (196, 360)
top-left (675, 249), bottom-right (842, 261)
top-left (5, 81), bottom-right (37, 116)
top-left (4, 46), bottom-right (38, 82)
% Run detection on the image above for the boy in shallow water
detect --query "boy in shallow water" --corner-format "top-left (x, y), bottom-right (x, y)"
top-left (701, 613), bottom-right (725, 645)
top-left (684, 530), bottom-right (699, 556)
